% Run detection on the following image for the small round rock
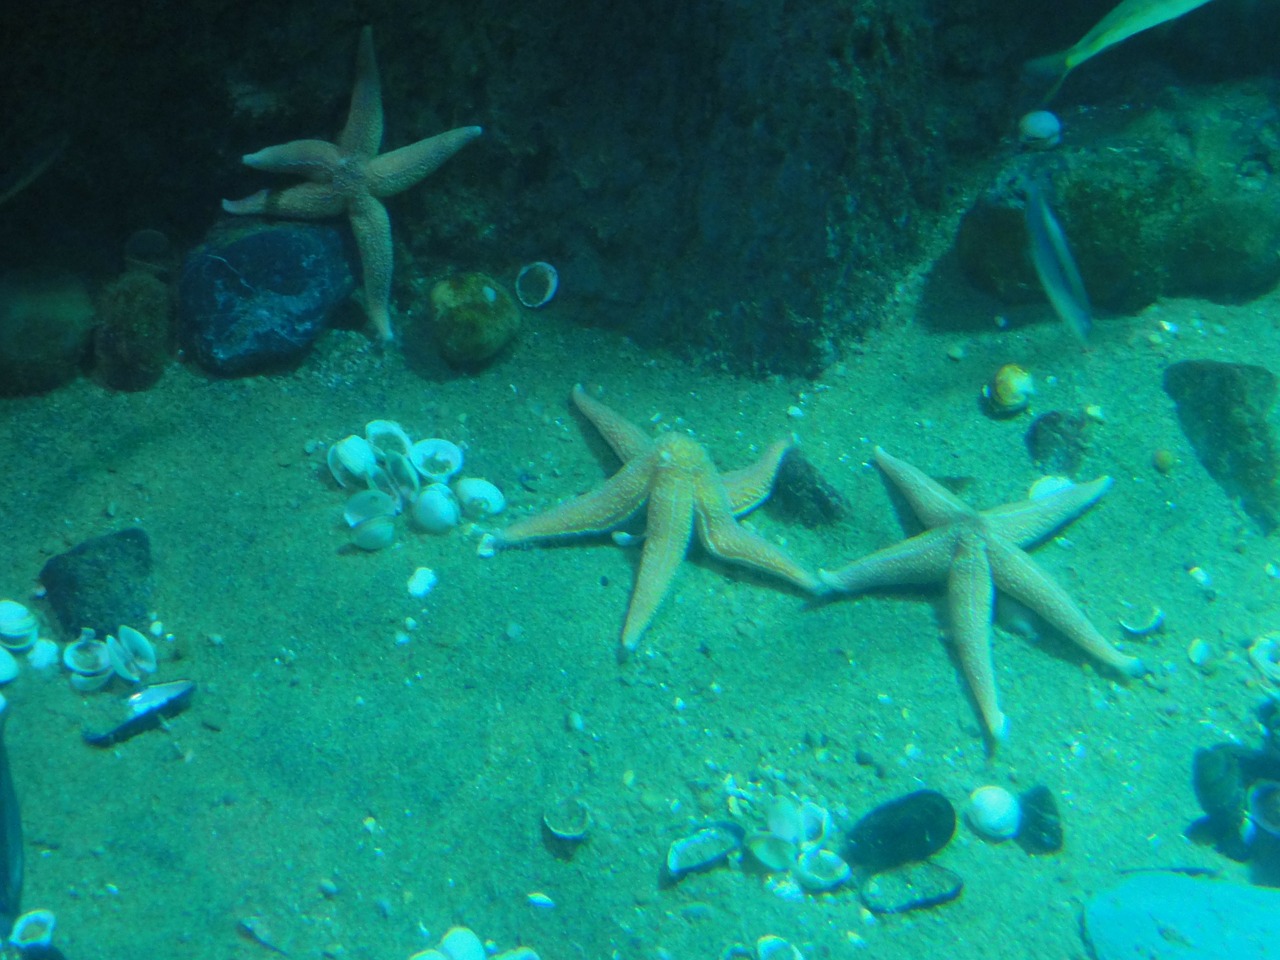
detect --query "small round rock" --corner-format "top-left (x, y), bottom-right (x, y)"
top-left (966, 785), bottom-right (1021, 840)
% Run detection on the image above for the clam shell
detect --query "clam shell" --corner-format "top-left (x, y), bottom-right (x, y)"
top-left (344, 489), bottom-right (398, 528)
top-left (514, 261), bottom-right (559, 308)
top-left (745, 831), bottom-right (797, 871)
top-left (327, 435), bottom-right (378, 488)
top-left (451, 477), bottom-right (505, 520)
top-left (793, 846), bottom-right (851, 891)
top-left (0, 599), bottom-right (37, 650)
top-left (0, 648), bottom-right (18, 685)
top-left (666, 821), bottom-right (744, 879)
top-left (385, 451), bottom-right (420, 499)
top-left (63, 638), bottom-right (112, 677)
top-left (438, 927), bottom-right (486, 960)
top-left (364, 419), bottom-right (411, 459)
top-left (8, 909), bottom-right (55, 950)
top-left (542, 796), bottom-right (590, 841)
top-left (108, 625), bottom-right (158, 683)
top-left (410, 483), bottom-right (460, 534)
top-left (351, 515), bottom-right (396, 551)
top-left (408, 439), bottom-right (464, 483)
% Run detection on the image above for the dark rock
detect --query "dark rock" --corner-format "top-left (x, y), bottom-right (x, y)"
top-left (0, 270), bottom-right (95, 397)
top-left (178, 223), bottom-right (355, 376)
top-left (1025, 410), bottom-right (1090, 476)
top-left (1083, 873), bottom-right (1280, 960)
top-left (39, 528), bottom-right (153, 637)
top-left (1162, 360), bottom-right (1280, 532)
top-left (1015, 785), bottom-right (1063, 855)
top-left (845, 789), bottom-right (956, 875)
top-left (859, 861), bottom-right (962, 915)
top-left (771, 450), bottom-right (849, 527)
top-left (94, 269), bottom-right (173, 391)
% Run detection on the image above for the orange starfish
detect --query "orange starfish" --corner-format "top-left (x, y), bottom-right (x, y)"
top-left (221, 26), bottom-right (481, 341)
top-left (493, 385), bottom-right (825, 653)
top-left (820, 447), bottom-right (1146, 741)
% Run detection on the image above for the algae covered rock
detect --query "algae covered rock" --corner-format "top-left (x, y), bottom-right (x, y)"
top-left (1163, 359), bottom-right (1280, 532)
top-left (0, 269), bottom-right (95, 396)
top-left (94, 269), bottom-right (173, 391)
top-left (429, 272), bottom-right (519, 368)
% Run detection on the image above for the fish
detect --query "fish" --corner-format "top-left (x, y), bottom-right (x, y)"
top-left (0, 696), bottom-right (24, 935)
top-left (1023, 178), bottom-right (1092, 343)
top-left (1026, 0), bottom-right (1220, 100)
top-left (83, 680), bottom-right (195, 748)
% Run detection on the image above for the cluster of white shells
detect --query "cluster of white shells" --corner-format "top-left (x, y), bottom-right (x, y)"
top-left (408, 925), bottom-right (538, 960)
top-left (327, 420), bottom-right (506, 552)
top-left (0, 599), bottom-right (160, 694)
top-left (0, 599), bottom-right (59, 684)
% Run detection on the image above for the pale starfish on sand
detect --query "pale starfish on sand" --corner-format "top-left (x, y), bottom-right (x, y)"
top-left (820, 446), bottom-right (1146, 741)
top-left (222, 26), bottom-right (481, 341)
top-left (491, 385), bottom-right (825, 654)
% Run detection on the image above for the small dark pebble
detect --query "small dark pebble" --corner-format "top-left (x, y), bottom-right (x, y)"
top-left (1015, 785), bottom-right (1064, 855)
top-left (859, 861), bottom-right (963, 914)
top-left (845, 789), bottom-right (956, 875)
top-left (1025, 410), bottom-right (1090, 476)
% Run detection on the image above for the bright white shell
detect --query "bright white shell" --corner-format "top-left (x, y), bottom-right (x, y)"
top-left (438, 927), bottom-right (486, 960)
top-left (107, 625), bottom-right (158, 683)
top-left (451, 477), bottom-right (506, 520)
top-left (966, 785), bottom-right (1021, 840)
top-left (408, 439), bottom-right (464, 483)
top-left (407, 567), bottom-right (439, 598)
top-left (63, 638), bottom-right (112, 676)
top-left (515, 261), bottom-right (559, 308)
top-left (26, 638), bottom-right (59, 670)
top-left (8, 909), bottom-right (56, 949)
top-left (327, 435), bottom-right (378, 488)
top-left (0, 600), bottom-right (37, 650)
top-left (411, 483), bottom-right (461, 534)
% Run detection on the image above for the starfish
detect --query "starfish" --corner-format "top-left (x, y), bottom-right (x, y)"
top-left (492, 385), bottom-right (826, 654)
top-left (221, 26), bottom-right (481, 342)
top-left (819, 446), bottom-right (1146, 741)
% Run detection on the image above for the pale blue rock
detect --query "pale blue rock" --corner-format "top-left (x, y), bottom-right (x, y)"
top-left (1083, 873), bottom-right (1280, 960)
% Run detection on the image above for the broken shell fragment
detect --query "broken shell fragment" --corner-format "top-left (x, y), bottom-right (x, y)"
top-left (8, 909), bottom-right (56, 951)
top-left (515, 261), bottom-right (559, 308)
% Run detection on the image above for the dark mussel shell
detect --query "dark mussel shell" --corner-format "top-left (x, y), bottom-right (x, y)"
top-left (846, 789), bottom-right (956, 875)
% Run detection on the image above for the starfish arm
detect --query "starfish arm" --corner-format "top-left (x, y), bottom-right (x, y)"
top-left (496, 455), bottom-right (653, 546)
top-left (988, 539), bottom-right (1146, 677)
top-left (818, 527), bottom-right (957, 593)
top-left (241, 139), bottom-right (342, 178)
top-left (348, 192), bottom-right (395, 340)
top-left (722, 437), bottom-right (793, 516)
top-left (620, 479), bottom-right (696, 651)
top-left (222, 181), bottom-right (346, 219)
top-left (695, 486), bottom-right (825, 593)
top-left (949, 531), bottom-right (1008, 741)
top-left (366, 126), bottom-right (482, 197)
top-left (983, 476), bottom-right (1112, 547)
top-left (874, 446), bottom-right (975, 528)
top-left (338, 26), bottom-right (384, 157)
top-left (571, 385), bottom-right (654, 462)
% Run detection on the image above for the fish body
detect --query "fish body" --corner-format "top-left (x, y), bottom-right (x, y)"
top-left (1027, 0), bottom-right (1220, 97)
top-left (1023, 179), bottom-right (1092, 342)
top-left (0, 697), bottom-right (23, 934)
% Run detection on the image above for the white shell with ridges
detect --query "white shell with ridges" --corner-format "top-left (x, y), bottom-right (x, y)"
top-left (411, 483), bottom-right (460, 534)
top-left (364, 419), bottom-right (411, 458)
top-left (0, 600), bottom-right (37, 650)
top-left (966, 785), bottom-right (1021, 840)
top-left (452, 477), bottom-right (506, 519)
top-left (327, 435), bottom-right (378, 488)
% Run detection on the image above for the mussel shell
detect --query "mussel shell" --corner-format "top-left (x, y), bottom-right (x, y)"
top-left (846, 789), bottom-right (956, 875)
top-left (1015, 785), bottom-right (1064, 855)
top-left (859, 861), bottom-right (963, 914)
top-left (666, 821), bottom-right (744, 880)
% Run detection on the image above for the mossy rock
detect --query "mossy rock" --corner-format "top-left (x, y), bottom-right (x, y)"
top-left (95, 269), bottom-right (173, 391)
top-left (429, 273), bottom-right (520, 368)
top-left (0, 270), bottom-right (94, 396)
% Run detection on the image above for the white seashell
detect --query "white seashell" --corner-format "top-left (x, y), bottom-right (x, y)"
top-left (8, 909), bottom-right (56, 950)
top-left (966, 785), bottom-right (1021, 840)
top-left (0, 649), bottom-right (18, 685)
top-left (63, 638), bottom-right (112, 677)
top-left (344, 489), bottom-right (398, 528)
top-left (438, 926), bottom-right (486, 960)
top-left (327, 435), bottom-right (378, 488)
top-left (351, 515), bottom-right (396, 551)
top-left (26, 637), bottom-right (59, 670)
top-left (411, 483), bottom-right (461, 534)
top-left (1019, 110), bottom-right (1061, 149)
top-left (408, 439), bottom-right (464, 483)
top-left (364, 420), bottom-right (412, 459)
top-left (515, 261), bottom-right (559, 308)
top-left (384, 451), bottom-right (420, 499)
top-left (107, 625), bottom-right (157, 683)
top-left (756, 936), bottom-right (803, 960)
top-left (407, 567), bottom-right (438, 598)
top-left (793, 846), bottom-right (851, 891)
top-left (0, 600), bottom-right (38, 650)
top-left (451, 477), bottom-right (506, 520)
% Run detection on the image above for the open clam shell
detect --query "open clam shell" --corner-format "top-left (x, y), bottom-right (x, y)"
top-left (364, 420), bottom-right (412, 459)
top-left (515, 261), bottom-right (558, 308)
top-left (64, 637), bottom-right (113, 692)
top-left (408, 439), bottom-right (464, 483)
top-left (327, 435), bottom-right (378, 488)
top-left (107, 625), bottom-right (158, 683)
